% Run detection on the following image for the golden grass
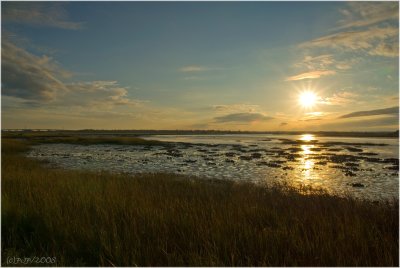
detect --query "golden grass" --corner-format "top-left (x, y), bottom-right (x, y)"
top-left (2, 131), bottom-right (163, 146)
top-left (1, 137), bottom-right (399, 266)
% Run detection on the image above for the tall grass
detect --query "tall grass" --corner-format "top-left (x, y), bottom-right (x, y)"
top-left (2, 132), bottom-right (163, 146)
top-left (2, 138), bottom-right (399, 266)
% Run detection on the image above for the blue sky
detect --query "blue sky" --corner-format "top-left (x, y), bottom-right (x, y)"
top-left (2, 1), bottom-right (399, 130)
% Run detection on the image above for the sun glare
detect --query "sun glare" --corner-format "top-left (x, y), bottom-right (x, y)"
top-left (300, 134), bottom-right (314, 142)
top-left (299, 91), bottom-right (318, 108)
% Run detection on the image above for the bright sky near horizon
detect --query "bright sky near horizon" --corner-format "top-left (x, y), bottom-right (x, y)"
top-left (1, 1), bottom-right (399, 131)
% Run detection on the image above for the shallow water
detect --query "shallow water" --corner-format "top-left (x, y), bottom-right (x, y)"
top-left (27, 134), bottom-right (399, 200)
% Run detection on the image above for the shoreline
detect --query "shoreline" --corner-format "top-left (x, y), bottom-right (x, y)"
top-left (2, 129), bottom-right (399, 138)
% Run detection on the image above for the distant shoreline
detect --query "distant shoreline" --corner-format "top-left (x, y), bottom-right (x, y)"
top-left (2, 129), bottom-right (399, 138)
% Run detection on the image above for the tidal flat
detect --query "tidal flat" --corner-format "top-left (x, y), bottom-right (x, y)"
top-left (27, 133), bottom-right (399, 201)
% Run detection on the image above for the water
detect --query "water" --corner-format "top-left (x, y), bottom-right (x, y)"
top-left (27, 134), bottom-right (399, 200)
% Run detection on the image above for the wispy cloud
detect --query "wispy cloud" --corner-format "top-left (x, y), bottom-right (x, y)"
top-left (321, 91), bottom-right (358, 106)
top-left (294, 54), bottom-right (335, 70)
top-left (2, 39), bottom-right (145, 110)
top-left (300, 112), bottom-right (326, 121)
top-left (179, 65), bottom-right (208, 72)
top-left (1, 40), bottom-right (69, 102)
top-left (214, 113), bottom-right (273, 123)
top-left (213, 104), bottom-right (260, 113)
top-left (179, 65), bottom-right (224, 74)
top-left (335, 62), bottom-right (352, 70)
top-left (289, 2), bottom-right (399, 77)
top-left (322, 115), bottom-right (399, 131)
top-left (2, 2), bottom-right (83, 30)
top-left (286, 70), bottom-right (336, 81)
top-left (298, 2), bottom-right (398, 60)
top-left (66, 81), bottom-right (146, 109)
top-left (300, 27), bottom-right (398, 53)
top-left (337, 2), bottom-right (399, 30)
top-left (294, 54), bottom-right (357, 72)
top-left (339, 106), bottom-right (399, 119)
top-left (368, 42), bottom-right (399, 58)
top-left (290, 2), bottom-right (398, 85)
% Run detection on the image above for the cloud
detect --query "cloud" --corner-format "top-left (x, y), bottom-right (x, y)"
top-left (291, 2), bottom-right (398, 81)
top-left (179, 65), bottom-right (224, 73)
top-left (280, 122), bottom-right (288, 126)
top-left (301, 118), bottom-right (322, 122)
top-left (179, 65), bottom-right (208, 72)
top-left (322, 115), bottom-right (399, 131)
top-left (2, 2), bottom-right (83, 30)
top-left (1, 40), bottom-right (69, 102)
top-left (213, 104), bottom-right (260, 113)
top-left (294, 54), bottom-right (335, 70)
top-left (2, 39), bottom-right (145, 110)
top-left (293, 53), bottom-right (358, 72)
top-left (214, 113), bottom-right (273, 123)
top-left (66, 81), bottom-right (146, 108)
top-left (339, 106), bottom-right (399, 119)
top-left (321, 91), bottom-right (358, 106)
top-left (337, 2), bottom-right (399, 30)
top-left (286, 70), bottom-right (336, 81)
top-left (300, 27), bottom-right (398, 57)
top-left (335, 62), bottom-right (352, 70)
top-left (300, 112), bottom-right (326, 121)
top-left (368, 41), bottom-right (399, 57)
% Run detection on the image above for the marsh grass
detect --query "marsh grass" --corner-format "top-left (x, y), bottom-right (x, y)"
top-left (2, 131), bottom-right (163, 146)
top-left (37, 136), bottom-right (163, 146)
top-left (1, 137), bottom-right (399, 266)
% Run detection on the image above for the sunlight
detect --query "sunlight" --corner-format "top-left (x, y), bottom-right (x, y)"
top-left (299, 91), bottom-right (318, 108)
top-left (299, 145), bottom-right (316, 180)
top-left (302, 159), bottom-right (314, 179)
top-left (300, 144), bottom-right (313, 155)
top-left (300, 134), bottom-right (314, 142)
top-left (304, 159), bottom-right (314, 170)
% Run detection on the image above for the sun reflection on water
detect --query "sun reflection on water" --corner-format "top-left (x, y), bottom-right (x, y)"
top-left (300, 144), bottom-right (313, 155)
top-left (302, 159), bottom-right (314, 179)
top-left (304, 159), bottom-right (314, 169)
top-left (299, 144), bottom-right (316, 180)
top-left (300, 134), bottom-right (315, 142)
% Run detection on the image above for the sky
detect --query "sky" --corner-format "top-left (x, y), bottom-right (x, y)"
top-left (1, 1), bottom-right (399, 131)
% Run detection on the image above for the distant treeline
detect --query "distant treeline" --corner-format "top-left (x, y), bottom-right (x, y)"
top-left (2, 129), bottom-right (399, 138)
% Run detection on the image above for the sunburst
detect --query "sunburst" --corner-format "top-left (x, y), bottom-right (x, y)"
top-left (299, 91), bottom-right (318, 108)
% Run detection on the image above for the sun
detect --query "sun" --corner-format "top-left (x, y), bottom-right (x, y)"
top-left (299, 91), bottom-right (318, 108)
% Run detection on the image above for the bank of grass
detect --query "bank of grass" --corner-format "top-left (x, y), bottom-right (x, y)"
top-left (2, 131), bottom-right (163, 146)
top-left (1, 137), bottom-right (399, 266)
